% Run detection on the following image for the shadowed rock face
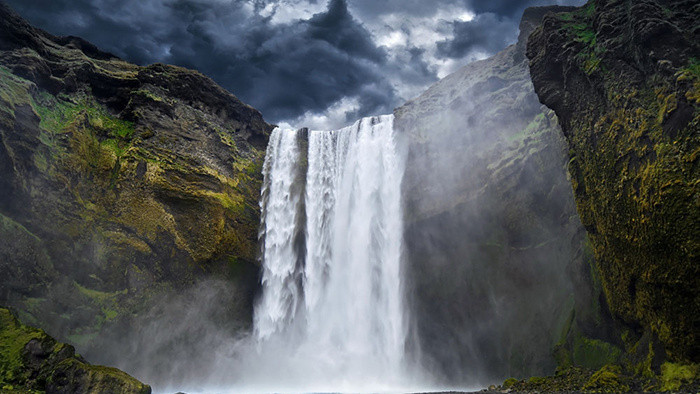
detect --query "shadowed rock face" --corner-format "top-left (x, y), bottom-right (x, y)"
top-left (528, 0), bottom-right (699, 364)
top-left (0, 0), bottom-right (272, 383)
top-left (0, 308), bottom-right (151, 393)
top-left (395, 6), bottom-right (593, 383)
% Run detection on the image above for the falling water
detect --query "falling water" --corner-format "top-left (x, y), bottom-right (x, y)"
top-left (252, 114), bottom-right (410, 391)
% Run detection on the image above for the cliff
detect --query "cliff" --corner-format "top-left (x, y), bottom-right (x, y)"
top-left (0, 307), bottom-right (150, 393)
top-left (394, 5), bottom-right (594, 383)
top-left (528, 0), bottom-right (698, 370)
top-left (0, 0), bottom-right (272, 387)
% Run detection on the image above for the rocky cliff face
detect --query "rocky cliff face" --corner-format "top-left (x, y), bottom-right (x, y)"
top-left (395, 6), bottom-right (598, 383)
top-left (0, 308), bottom-right (150, 393)
top-left (0, 1), bottom-right (272, 385)
top-left (528, 0), bottom-right (698, 368)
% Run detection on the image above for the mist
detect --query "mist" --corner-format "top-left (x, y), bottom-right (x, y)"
top-left (9, 0), bottom-right (698, 391)
top-left (394, 10), bottom-right (584, 385)
top-left (79, 9), bottom-right (586, 393)
top-left (0, 4), bottom-right (588, 392)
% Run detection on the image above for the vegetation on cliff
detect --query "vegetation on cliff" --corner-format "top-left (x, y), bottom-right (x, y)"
top-left (0, 308), bottom-right (150, 393)
top-left (499, 362), bottom-right (698, 393)
top-left (0, 1), bottom-right (272, 386)
top-left (526, 0), bottom-right (699, 388)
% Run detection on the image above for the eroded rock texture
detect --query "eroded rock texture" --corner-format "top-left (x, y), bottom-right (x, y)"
top-left (528, 0), bottom-right (699, 364)
top-left (0, 308), bottom-right (151, 393)
top-left (0, 1), bottom-right (272, 383)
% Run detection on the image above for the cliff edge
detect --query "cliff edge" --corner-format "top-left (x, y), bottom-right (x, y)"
top-left (528, 0), bottom-right (698, 368)
top-left (0, 0), bottom-right (272, 386)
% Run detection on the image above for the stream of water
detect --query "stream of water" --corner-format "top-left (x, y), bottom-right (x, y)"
top-left (251, 114), bottom-right (411, 392)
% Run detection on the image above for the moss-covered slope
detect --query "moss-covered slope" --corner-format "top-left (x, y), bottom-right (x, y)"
top-left (0, 0), bottom-right (272, 371)
top-left (0, 308), bottom-right (150, 393)
top-left (528, 0), bottom-right (698, 368)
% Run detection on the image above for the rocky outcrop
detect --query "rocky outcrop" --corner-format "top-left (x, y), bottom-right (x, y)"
top-left (528, 0), bottom-right (699, 368)
top-left (395, 6), bottom-right (594, 383)
top-left (0, 0), bottom-right (272, 384)
top-left (0, 307), bottom-right (150, 393)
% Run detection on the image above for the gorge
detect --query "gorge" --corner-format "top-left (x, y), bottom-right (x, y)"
top-left (0, 0), bottom-right (698, 393)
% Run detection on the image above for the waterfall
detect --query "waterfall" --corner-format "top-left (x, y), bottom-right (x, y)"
top-left (252, 114), bottom-right (409, 391)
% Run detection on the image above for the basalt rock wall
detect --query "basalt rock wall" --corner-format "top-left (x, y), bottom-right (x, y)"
top-left (527, 0), bottom-right (700, 364)
top-left (0, 1), bottom-right (272, 385)
top-left (528, 0), bottom-right (699, 365)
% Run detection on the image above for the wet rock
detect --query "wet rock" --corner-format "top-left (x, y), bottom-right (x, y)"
top-left (0, 0), bottom-right (270, 374)
top-left (528, 0), bottom-right (699, 363)
top-left (0, 307), bottom-right (151, 393)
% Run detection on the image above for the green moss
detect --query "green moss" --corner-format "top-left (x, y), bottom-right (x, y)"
top-left (0, 40), bottom-right (266, 379)
top-left (508, 113), bottom-right (546, 142)
top-left (563, 65), bottom-right (699, 361)
top-left (557, 2), bottom-right (606, 75)
top-left (101, 138), bottom-right (129, 158)
top-left (553, 308), bottom-right (575, 367)
top-left (679, 58), bottom-right (700, 103)
top-left (101, 308), bottom-right (118, 322)
top-left (527, 376), bottom-right (546, 385)
top-left (0, 309), bottom-right (43, 386)
top-left (0, 66), bottom-right (33, 112)
top-left (629, 339), bottom-right (656, 379)
top-left (0, 214), bottom-right (40, 242)
top-left (583, 364), bottom-right (630, 392)
top-left (131, 89), bottom-right (163, 103)
top-left (572, 332), bottom-right (623, 370)
top-left (31, 92), bottom-right (134, 139)
top-left (659, 362), bottom-right (698, 391)
top-left (47, 356), bottom-right (150, 393)
top-left (71, 283), bottom-right (128, 336)
top-left (558, 12), bottom-right (574, 22)
top-left (502, 377), bottom-right (518, 389)
top-left (584, 2), bottom-right (596, 17)
top-left (74, 282), bottom-right (126, 303)
top-left (680, 57), bottom-right (700, 79)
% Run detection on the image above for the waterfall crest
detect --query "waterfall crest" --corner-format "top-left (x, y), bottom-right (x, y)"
top-left (252, 114), bottom-right (410, 390)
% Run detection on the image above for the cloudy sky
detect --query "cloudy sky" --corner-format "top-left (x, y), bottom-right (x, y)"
top-left (8, 0), bottom-right (584, 129)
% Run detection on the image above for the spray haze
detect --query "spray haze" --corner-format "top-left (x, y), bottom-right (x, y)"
top-left (98, 8), bottom-right (586, 392)
top-left (244, 115), bottom-right (423, 392)
top-left (395, 5), bottom-right (584, 386)
top-left (0, 1), bottom-right (605, 393)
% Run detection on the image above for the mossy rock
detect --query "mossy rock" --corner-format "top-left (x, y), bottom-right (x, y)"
top-left (0, 307), bottom-right (150, 393)
top-left (659, 362), bottom-right (699, 392)
top-left (582, 365), bottom-right (630, 392)
top-left (0, 2), bottom-right (270, 365)
top-left (528, 0), bottom-right (700, 362)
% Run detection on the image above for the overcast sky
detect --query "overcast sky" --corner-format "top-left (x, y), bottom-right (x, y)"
top-left (8, 0), bottom-right (584, 129)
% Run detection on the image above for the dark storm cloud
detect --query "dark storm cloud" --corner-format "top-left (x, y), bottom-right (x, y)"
top-left (434, 0), bottom-right (585, 59)
top-left (4, 0), bottom-right (585, 125)
top-left (5, 0), bottom-right (398, 123)
top-left (436, 13), bottom-right (514, 59)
